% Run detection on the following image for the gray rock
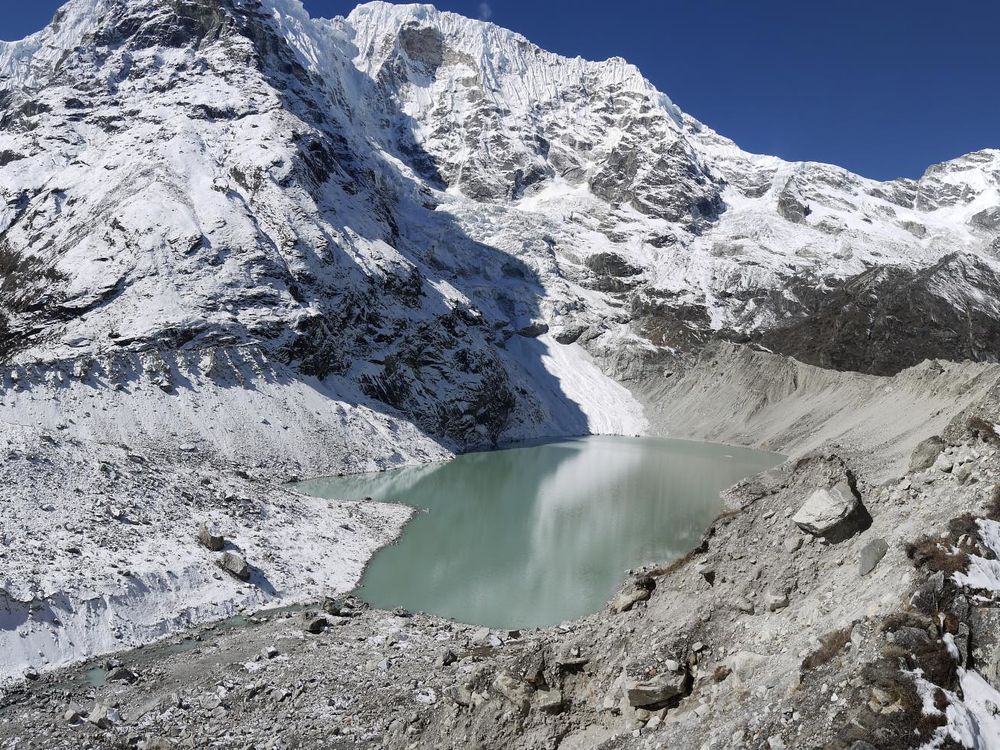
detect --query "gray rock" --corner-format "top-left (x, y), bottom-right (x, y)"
top-left (909, 436), bottom-right (945, 472)
top-left (971, 206), bottom-right (1000, 232)
top-left (515, 321), bottom-right (550, 338)
top-left (300, 613), bottom-right (328, 634)
top-left (64, 704), bottom-right (86, 724)
top-left (436, 648), bottom-right (458, 668)
top-left (783, 536), bottom-right (803, 553)
top-left (533, 688), bottom-right (565, 714)
top-left (493, 672), bottom-right (531, 713)
top-left (107, 666), bottom-right (138, 683)
top-left (87, 702), bottom-right (121, 729)
top-left (625, 671), bottom-right (687, 708)
top-left (954, 463), bottom-right (975, 485)
top-left (933, 453), bottom-right (954, 473)
top-left (518, 649), bottom-right (546, 686)
top-left (765, 591), bottom-right (789, 612)
top-left (216, 551), bottom-right (250, 581)
top-left (556, 645), bottom-right (589, 669)
top-left (611, 575), bottom-right (655, 613)
top-left (792, 480), bottom-right (860, 536)
top-left (859, 538), bottom-right (889, 576)
top-left (446, 684), bottom-right (473, 707)
top-left (198, 523), bottom-right (225, 552)
top-left (776, 187), bottom-right (810, 223)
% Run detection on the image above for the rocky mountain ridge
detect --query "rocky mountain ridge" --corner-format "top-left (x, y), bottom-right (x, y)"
top-left (0, 0), bottom-right (998, 461)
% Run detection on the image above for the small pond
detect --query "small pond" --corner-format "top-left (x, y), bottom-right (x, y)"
top-left (296, 436), bottom-right (783, 628)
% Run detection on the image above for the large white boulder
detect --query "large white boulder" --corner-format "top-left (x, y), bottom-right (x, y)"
top-left (792, 481), bottom-right (859, 536)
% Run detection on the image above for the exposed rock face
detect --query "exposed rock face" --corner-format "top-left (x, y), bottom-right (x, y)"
top-left (753, 253), bottom-right (1000, 375)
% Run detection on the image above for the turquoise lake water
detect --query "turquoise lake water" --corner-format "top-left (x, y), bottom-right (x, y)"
top-left (296, 436), bottom-right (783, 628)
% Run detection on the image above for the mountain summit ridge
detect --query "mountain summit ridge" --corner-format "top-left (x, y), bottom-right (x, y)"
top-left (0, 0), bottom-right (998, 453)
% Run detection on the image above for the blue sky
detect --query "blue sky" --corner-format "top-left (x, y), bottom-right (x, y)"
top-left (4, 0), bottom-right (996, 180)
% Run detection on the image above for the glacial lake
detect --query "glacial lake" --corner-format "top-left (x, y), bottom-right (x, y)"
top-left (296, 436), bottom-right (783, 628)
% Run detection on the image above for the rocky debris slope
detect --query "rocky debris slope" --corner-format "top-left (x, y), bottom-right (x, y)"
top-left (636, 340), bottom-right (1000, 481)
top-left (5, 407), bottom-right (1000, 749)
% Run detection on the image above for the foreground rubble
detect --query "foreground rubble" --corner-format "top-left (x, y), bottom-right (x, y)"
top-left (5, 410), bottom-right (1000, 749)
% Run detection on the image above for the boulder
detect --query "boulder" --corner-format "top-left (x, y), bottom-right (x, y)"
top-left (87, 702), bottom-right (121, 729)
top-left (625, 671), bottom-right (687, 708)
top-left (107, 666), bottom-right (138, 683)
top-left (216, 551), bottom-right (250, 581)
top-left (909, 436), bottom-right (945, 472)
top-left (300, 612), bottom-right (328, 634)
top-left (436, 648), bottom-right (458, 668)
top-left (323, 594), bottom-right (368, 617)
top-left (792, 481), bottom-right (860, 536)
top-left (859, 538), bottom-right (889, 576)
top-left (198, 523), bottom-right (225, 552)
top-left (611, 575), bottom-right (655, 613)
top-left (446, 683), bottom-right (474, 707)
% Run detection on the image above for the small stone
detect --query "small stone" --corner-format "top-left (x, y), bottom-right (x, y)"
top-left (933, 453), bottom-right (954, 473)
top-left (859, 538), bottom-right (889, 576)
top-left (64, 704), bottom-right (87, 724)
top-left (265, 646), bottom-right (279, 659)
top-left (766, 591), bottom-right (789, 612)
top-left (783, 536), bottom-right (803, 553)
top-left (533, 688), bottom-right (565, 714)
top-left (437, 648), bottom-right (458, 668)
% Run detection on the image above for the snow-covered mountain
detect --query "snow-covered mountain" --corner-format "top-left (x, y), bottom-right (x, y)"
top-left (1, 0), bottom-right (998, 452)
